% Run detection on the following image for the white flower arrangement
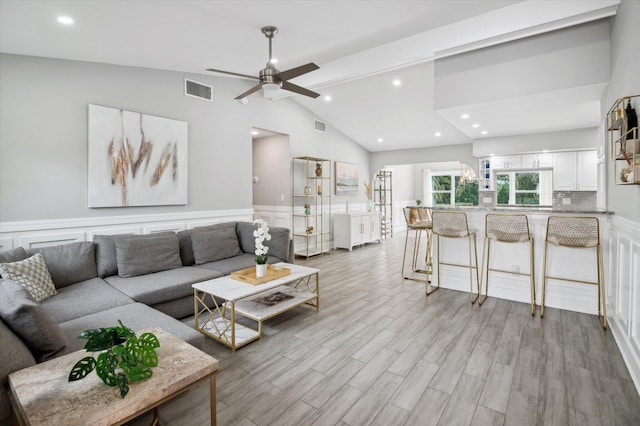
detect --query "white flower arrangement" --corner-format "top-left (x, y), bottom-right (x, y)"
top-left (253, 219), bottom-right (271, 264)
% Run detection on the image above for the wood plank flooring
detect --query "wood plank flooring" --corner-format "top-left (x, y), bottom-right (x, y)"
top-left (129, 233), bottom-right (640, 426)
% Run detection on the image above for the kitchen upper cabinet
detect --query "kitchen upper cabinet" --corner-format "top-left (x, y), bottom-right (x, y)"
top-left (492, 155), bottom-right (522, 169)
top-left (523, 153), bottom-right (553, 168)
top-left (553, 150), bottom-right (597, 191)
top-left (577, 150), bottom-right (597, 191)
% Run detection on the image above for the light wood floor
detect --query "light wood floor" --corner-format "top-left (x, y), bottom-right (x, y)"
top-left (131, 232), bottom-right (640, 426)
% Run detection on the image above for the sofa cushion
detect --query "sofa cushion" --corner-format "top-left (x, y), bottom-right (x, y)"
top-left (27, 242), bottom-right (97, 288)
top-left (177, 222), bottom-right (238, 266)
top-left (115, 232), bottom-right (182, 278)
top-left (0, 279), bottom-right (66, 362)
top-left (0, 253), bottom-right (57, 302)
top-left (236, 222), bottom-right (290, 262)
top-left (191, 227), bottom-right (243, 264)
top-left (40, 277), bottom-right (134, 323)
top-left (105, 266), bottom-right (222, 306)
top-left (93, 234), bottom-right (123, 278)
top-left (0, 318), bottom-right (36, 425)
top-left (0, 247), bottom-right (28, 263)
top-left (59, 303), bottom-right (204, 353)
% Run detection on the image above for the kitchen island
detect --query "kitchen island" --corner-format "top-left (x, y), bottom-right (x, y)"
top-left (424, 206), bottom-right (612, 315)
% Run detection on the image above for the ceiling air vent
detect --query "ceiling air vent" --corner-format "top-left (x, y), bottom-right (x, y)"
top-left (314, 119), bottom-right (327, 133)
top-left (184, 78), bottom-right (213, 102)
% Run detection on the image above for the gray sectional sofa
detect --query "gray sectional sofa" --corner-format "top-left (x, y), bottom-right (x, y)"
top-left (0, 221), bottom-right (293, 424)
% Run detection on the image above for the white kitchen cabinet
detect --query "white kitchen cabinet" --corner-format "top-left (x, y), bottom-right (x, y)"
top-left (577, 150), bottom-right (597, 191)
top-left (491, 155), bottom-right (522, 169)
top-left (334, 213), bottom-right (381, 251)
top-left (522, 153), bottom-right (553, 168)
top-left (552, 150), bottom-right (597, 191)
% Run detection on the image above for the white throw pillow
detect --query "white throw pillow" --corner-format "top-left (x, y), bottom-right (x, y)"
top-left (0, 253), bottom-right (57, 302)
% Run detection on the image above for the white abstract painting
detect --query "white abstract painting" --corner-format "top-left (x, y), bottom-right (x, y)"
top-left (88, 104), bottom-right (188, 207)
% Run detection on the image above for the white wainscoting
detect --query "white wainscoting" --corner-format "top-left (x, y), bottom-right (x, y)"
top-left (0, 209), bottom-right (254, 250)
top-left (606, 214), bottom-right (640, 394)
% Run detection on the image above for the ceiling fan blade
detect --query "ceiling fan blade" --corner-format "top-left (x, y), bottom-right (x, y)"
top-left (281, 81), bottom-right (320, 98)
top-left (276, 63), bottom-right (319, 81)
top-left (234, 84), bottom-right (263, 100)
top-left (206, 68), bottom-right (259, 80)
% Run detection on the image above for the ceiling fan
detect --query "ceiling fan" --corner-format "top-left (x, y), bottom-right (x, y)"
top-left (206, 26), bottom-right (320, 100)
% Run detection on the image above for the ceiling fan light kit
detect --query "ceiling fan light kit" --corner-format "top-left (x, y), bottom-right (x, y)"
top-left (207, 26), bottom-right (320, 100)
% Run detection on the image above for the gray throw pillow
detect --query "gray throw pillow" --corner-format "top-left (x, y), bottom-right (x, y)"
top-left (0, 279), bottom-right (66, 362)
top-left (265, 227), bottom-right (290, 261)
top-left (27, 242), bottom-right (97, 288)
top-left (177, 222), bottom-right (237, 266)
top-left (191, 228), bottom-right (243, 264)
top-left (236, 222), bottom-right (290, 261)
top-left (0, 253), bottom-right (57, 302)
top-left (115, 233), bottom-right (182, 277)
top-left (93, 234), bottom-right (121, 278)
top-left (0, 246), bottom-right (28, 263)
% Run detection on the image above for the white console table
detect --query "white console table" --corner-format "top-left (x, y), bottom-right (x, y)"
top-left (334, 212), bottom-right (381, 251)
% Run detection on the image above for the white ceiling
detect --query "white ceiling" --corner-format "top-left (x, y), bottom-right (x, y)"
top-left (0, 0), bottom-right (619, 152)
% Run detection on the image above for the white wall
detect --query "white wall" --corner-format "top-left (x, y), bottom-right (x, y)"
top-left (0, 54), bottom-right (369, 224)
top-left (434, 19), bottom-right (610, 109)
top-left (371, 143), bottom-right (475, 177)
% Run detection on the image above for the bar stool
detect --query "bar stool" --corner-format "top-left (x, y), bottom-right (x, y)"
top-left (481, 214), bottom-right (535, 313)
top-left (542, 216), bottom-right (606, 329)
top-left (401, 207), bottom-right (433, 289)
top-left (431, 211), bottom-right (480, 303)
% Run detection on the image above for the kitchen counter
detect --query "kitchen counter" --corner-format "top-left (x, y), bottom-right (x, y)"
top-left (416, 206), bottom-right (611, 315)
top-left (421, 205), bottom-right (612, 215)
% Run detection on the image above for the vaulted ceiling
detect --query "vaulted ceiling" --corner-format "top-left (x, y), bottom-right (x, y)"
top-left (0, 0), bottom-right (619, 152)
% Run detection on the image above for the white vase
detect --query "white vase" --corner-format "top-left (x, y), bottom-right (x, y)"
top-left (256, 263), bottom-right (267, 278)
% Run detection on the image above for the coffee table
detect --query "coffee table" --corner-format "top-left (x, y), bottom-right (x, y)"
top-left (8, 327), bottom-right (219, 426)
top-left (193, 262), bottom-right (319, 351)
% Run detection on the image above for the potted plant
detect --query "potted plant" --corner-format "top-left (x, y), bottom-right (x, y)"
top-left (416, 199), bottom-right (423, 206)
top-left (253, 219), bottom-right (271, 277)
top-left (68, 321), bottom-right (160, 398)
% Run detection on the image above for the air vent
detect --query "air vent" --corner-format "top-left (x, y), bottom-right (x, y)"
top-left (184, 78), bottom-right (213, 102)
top-left (314, 119), bottom-right (327, 133)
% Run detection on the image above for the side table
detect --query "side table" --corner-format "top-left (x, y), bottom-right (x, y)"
top-left (8, 327), bottom-right (219, 426)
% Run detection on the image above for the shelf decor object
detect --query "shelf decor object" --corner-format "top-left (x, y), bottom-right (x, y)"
top-left (607, 94), bottom-right (640, 185)
top-left (292, 156), bottom-right (332, 257)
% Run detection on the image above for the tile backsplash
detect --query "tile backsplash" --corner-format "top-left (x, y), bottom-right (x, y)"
top-left (552, 191), bottom-right (597, 211)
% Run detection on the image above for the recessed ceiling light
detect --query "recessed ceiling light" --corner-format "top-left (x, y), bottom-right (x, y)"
top-left (323, 95), bottom-right (332, 102)
top-left (461, 113), bottom-right (470, 119)
top-left (435, 132), bottom-right (442, 137)
top-left (270, 58), bottom-right (278, 64)
top-left (472, 123), bottom-right (480, 128)
top-left (377, 138), bottom-right (384, 143)
top-left (392, 79), bottom-right (402, 87)
top-left (251, 131), bottom-right (259, 136)
top-left (481, 130), bottom-right (488, 135)
top-left (57, 16), bottom-right (74, 25)
top-left (542, 149), bottom-right (549, 153)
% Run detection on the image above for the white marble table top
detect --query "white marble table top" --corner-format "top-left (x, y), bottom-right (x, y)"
top-left (193, 262), bottom-right (319, 301)
top-left (9, 327), bottom-right (219, 426)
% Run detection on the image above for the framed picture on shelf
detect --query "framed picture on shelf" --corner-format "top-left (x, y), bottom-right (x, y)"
top-left (335, 162), bottom-right (358, 195)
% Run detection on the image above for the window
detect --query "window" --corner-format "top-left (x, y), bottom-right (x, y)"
top-left (432, 175), bottom-right (451, 205)
top-left (496, 172), bottom-right (542, 205)
top-left (431, 173), bottom-right (478, 206)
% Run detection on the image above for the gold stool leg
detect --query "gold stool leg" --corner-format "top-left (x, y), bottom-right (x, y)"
top-left (541, 241), bottom-right (548, 318)
top-left (468, 234), bottom-right (479, 304)
top-left (598, 245), bottom-right (607, 329)
top-left (530, 238), bottom-right (536, 316)
top-left (478, 237), bottom-right (489, 305)
top-left (401, 228), bottom-right (411, 278)
top-left (426, 233), bottom-right (439, 295)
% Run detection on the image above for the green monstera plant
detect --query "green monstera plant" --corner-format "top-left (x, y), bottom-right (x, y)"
top-left (68, 321), bottom-right (160, 398)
